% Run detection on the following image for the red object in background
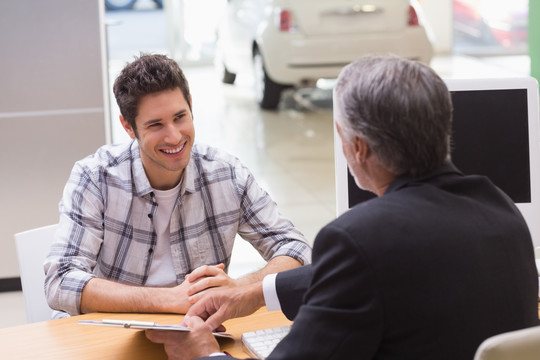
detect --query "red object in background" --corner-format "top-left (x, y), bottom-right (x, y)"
top-left (453, 0), bottom-right (528, 48)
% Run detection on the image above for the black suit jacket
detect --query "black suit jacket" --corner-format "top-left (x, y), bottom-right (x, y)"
top-left (205, 164), bottom-right (539, 360)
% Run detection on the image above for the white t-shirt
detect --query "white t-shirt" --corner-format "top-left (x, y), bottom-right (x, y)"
top-left (145, 182), bottom-right (181, 287)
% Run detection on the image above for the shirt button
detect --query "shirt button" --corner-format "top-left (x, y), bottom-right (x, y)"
top-left (148, 213), bottom-right (153, 219)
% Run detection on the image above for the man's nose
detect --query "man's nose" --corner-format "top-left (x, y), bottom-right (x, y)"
top-left (164, 123), bottom-right (182, 143)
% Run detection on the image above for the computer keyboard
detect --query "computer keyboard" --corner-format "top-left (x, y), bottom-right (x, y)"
top-left (241, 325), bottom-right (291, 359)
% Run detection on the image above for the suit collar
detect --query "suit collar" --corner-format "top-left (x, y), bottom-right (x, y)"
top-left (385, 162), bottom-right (463, 195)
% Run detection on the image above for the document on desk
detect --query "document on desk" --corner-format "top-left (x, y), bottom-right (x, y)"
top-left (78, 319), bottom-right (232, 338)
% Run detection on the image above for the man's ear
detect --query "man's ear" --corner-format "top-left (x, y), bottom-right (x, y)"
top-left (119, 115), bottom-right (136, 139)
top-left (353, 135), bottom-right (370, 164)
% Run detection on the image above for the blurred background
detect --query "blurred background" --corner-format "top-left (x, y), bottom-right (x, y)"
top-left (0, 0), bottom-right (537, 327)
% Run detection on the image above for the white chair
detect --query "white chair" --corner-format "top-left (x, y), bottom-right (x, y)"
top-left (474, 326), bottom-right (540, 360)
top-left (14, 224), bottom-right (57, 323)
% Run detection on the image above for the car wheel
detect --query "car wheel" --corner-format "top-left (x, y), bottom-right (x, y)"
top-left (105, 0), bottom-right (138, 10)
top-left (152, 0), bottom-right (163, 8)
top-left (253, 48), bottom-right (288, 110)
top-left (222, 66), bottom-right (236, 84)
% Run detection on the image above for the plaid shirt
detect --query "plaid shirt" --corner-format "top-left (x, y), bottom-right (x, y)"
top-left (44, 141), bottom-right (311, 316)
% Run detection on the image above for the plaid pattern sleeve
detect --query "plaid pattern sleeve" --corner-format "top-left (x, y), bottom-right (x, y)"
top-left (44, 142), bottom-right (141, 316)
top-left (235, 164), bottom-right (312, 265)
top-left (184, 145), bottom-right (312, 267)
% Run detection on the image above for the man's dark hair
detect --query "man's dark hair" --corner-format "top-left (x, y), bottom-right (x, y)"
top-left (113, 53), bottom-right (192, 134)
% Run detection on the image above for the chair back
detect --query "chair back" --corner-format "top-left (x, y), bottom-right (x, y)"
top-left (474, 326), bottom-right (540, 360)
top-left (14, 224), bottom-right (57, 323)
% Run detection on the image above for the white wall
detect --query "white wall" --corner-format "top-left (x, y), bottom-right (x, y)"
top-left (0, 0), bottom-right (109, 280)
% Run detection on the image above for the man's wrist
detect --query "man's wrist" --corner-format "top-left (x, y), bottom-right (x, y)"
top-left (158, 286), bottom-right (189, 314)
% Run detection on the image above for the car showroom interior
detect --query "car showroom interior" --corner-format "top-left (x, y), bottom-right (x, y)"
top-left (1, 1), bottom-right (539, 357)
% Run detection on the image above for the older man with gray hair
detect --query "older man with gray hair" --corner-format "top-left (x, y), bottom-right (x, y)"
top-left (145, 55), bottom-right (538, 360)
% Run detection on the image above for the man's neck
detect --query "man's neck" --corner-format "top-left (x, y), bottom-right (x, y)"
top-left (367, 162), bottom-right (396, 197)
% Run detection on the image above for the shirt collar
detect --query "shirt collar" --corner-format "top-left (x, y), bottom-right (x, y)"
top-left (182, 154), bottom-right (197, 195)
top-left (385, 162), bottom-right (463, 195)
top-left (130, 140), bottom-right (197, 197)
top-left (130, 140), bottom-right (153, 197)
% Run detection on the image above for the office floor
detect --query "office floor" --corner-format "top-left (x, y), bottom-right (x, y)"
top-left (0, 53), bottom-right (529, 329)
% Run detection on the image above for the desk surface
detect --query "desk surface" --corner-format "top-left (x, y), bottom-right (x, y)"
top-left (0, 308), bottom-right (291, 359)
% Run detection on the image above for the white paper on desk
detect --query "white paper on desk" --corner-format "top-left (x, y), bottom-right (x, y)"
top-left (78, 320), bottom-right (233, 338)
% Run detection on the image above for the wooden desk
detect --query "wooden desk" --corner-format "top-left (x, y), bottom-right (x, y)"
top-left (0, 308), bottom-right (291, 359)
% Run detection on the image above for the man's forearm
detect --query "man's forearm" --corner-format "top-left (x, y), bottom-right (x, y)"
top-left (80, 277), bottom-right (190, 314)
top-left (236, 255), bottom-right (302, 286)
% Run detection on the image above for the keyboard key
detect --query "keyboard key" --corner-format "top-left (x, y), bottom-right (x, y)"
top-left (242, 325), bottom-right (291, 359)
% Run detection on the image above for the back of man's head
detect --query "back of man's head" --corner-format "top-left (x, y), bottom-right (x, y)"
top-left (113, 53), bottom-right (192, 132)
top-left (335, 55), bottom-right (453, 177)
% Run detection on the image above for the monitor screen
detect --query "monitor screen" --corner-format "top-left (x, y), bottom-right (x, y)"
top-left (334, 77), bottom-right (540, 246)
top-left (451, 88), bottom-right (530, 203)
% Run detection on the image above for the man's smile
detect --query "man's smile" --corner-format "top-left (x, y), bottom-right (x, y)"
top-left (161, 142), bottom-right (186, 155)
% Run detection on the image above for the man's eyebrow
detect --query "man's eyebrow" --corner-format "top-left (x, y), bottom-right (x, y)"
top-left (174, 109), bottom-right (188, 117)
top-left (142, 109), bottom-right (189, 127)
top-left (143, 118), bottom-right (162, 127)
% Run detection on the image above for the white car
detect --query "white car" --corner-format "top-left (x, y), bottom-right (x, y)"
top-left (217, 0), bottom-right (434, 109)
top-left (104, 0), bottom-right (162, 10)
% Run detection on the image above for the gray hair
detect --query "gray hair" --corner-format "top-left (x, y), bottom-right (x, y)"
top-left (335, 55), bottom-right (453, 177)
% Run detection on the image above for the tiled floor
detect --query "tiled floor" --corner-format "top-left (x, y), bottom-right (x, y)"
top-left (0, 53), bottom-right (530, 329)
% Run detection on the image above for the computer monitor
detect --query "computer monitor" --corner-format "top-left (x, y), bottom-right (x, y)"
top-left (334, 77), bottom-right (540, 247)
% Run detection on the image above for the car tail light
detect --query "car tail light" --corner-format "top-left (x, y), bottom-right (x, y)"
top-left (279, 9), bottom-right (296, 32)
top-left (408, 5), bottom-right (419, 26)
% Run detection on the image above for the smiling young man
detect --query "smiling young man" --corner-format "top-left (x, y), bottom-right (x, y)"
top-left (124, 87), bottom-right (194, 190)
top-left (43, 54), bottom-right (311, 319)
